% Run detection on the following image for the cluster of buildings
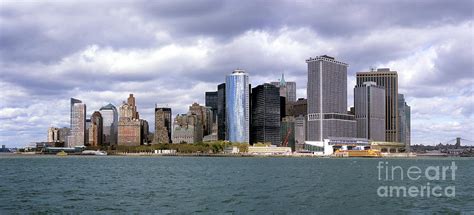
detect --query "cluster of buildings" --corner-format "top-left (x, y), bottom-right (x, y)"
top-left (45, 55), bottom-right (411, 155)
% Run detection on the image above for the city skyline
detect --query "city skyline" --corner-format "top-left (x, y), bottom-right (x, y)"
top-left (1, 1), bottom-right (472, 147)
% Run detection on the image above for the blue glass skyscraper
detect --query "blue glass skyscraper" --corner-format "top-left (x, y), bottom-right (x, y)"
top-left (226, 70), bottom-right (250, 143)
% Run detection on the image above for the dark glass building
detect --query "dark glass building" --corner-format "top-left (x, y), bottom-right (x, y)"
top-left (217, 83), bottom-right (226, 140)
top-left (250, 84), bottom-right (281, 145)
top-left (205, 91), bottom-right (218, 122)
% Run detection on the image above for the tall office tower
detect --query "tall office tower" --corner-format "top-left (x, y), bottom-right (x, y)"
top-left (189, 103), bottom-right (212, 136)
top-left (270, 74), bottom-right (297, 102)
top-left (354, 82), bottom-right (386, 141)
top-left (250, 84), bottom-right (281, 145)
top-left (99, 103), bottom-right (118, 145)
top-left (127, 94), bottom-right (139, 119)
top-left (205, 91), bottom-right (218, 122)
top-left (154, 107), bottom-right (172, 143)
top-left (172, 113), bottom-right (203, 144)
top-left (68, 98), bottom-right (86, 147)
top-left (306, 55), bottom-right (356, 142)
top-left (356, 68), bottom-right (399, 142)
top-left (59, 127), bottom-right (70, 144)
top-left (226, 70), bottom-right (250, 143)
top-left (118, 94), bottom-right (143, 146)
top-left (47, 127), bottom-right (60, 142)
top-left (89, 111), bottom-right (103, 147)
top-left (217, 83), bottom-right (226, 140)
top-left (70, 98), bottom-right (82, 129)
top-left (398, 94), bottom-right (411, 149)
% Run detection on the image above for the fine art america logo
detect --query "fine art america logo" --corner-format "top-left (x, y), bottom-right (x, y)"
top-left (377, 161), bottom-right (457, 198)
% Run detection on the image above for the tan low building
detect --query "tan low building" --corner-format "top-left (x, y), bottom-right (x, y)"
top-left (370, 141), bottom-right (406, 153)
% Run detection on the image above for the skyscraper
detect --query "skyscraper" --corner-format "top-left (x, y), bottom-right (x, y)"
top-left (68, 98), bottom-right (86, 147)
top-left (99, 103), bottom-right (118, 145)
top-left (154, 107), bottom-right (172, 143)
top-left (271, 74), bottom-right (297, 102)
top-left (89, 111), bottom-right (103, 147)
top-left (306, 55), bottom-right (356, 142)
top-left (217, 83), bottom-right (226, 140)
top-left (398, 94), bottom-right (411, 150)
top-left (189, 103), bottom-right (213, 136)
top-left (356, 68), bottom-right (399, 142)
top-left (118, 94), bottom-right (146, 146)
top-left (205, 91), bottom-right (218, 123)
top-left (226, 70), bottom-right (250, 143)
top-left (354, 82), bottom-right (386, 141)
top-left (172, 113), bottom-right (203, 144)
top-left (250, 83), bottom-right (281, 145)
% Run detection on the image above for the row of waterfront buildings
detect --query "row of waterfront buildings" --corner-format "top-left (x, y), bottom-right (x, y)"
top-left (46, 55), bottom-right (410, 152)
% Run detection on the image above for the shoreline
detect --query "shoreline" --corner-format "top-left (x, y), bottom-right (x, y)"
top-left (1, 152), bottom-right (472, 159)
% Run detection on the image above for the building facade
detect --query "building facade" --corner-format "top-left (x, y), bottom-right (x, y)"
top-left (398, 94), bottom-right (411, 150)
top-left (118, 94), bottom-right (146, 146)
top-left (172, 114), bottom-right (203, 144)
top-left (270, 73), bottom-right (297, 102)
top-left (68, 98), bottom-right (86, 147)
top-left (48, 127), bottom-right (60, 143)
top-left (306, 55), bottom-right (356, 142)
top-left (354, 82), bottom-right (386, 141)
top-left (217, 83), bottom-right (226, 140)
top-left (154, 107), bottom-right (172, 143)
top-left (189, 103), bottom-right (213, 136)
top-left (226, 70), bottom-right (250, 143)
top-left (251, 84), bottom-right (281, 145)
top-left (99, 103), bottom-right (118, 145)
top-left (205, 91), bottom-right (218, 123)
top-left (356, 68), bottom-right (399, 142)
top-left (88, 111), bottom-right (103, 147)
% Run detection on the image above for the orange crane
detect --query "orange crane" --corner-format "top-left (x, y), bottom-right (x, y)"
top-left (282, 127), bottom-right (292, 147)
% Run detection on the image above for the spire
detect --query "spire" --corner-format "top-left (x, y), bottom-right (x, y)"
top-left (280, 73), bottom-right (286, 86)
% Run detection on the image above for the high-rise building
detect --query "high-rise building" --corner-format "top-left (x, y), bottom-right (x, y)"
top-left (68, 98), bottom-right (86, 147)
top-left (356, 68), bottom-right (399, 142)
top-left (189, 103), bottom-right (213, 136)
top-left (398, 94), bottom-right (411, 150)
top-left (99, 103), bottom-right (118, 145)
top-left (306, 55), bottom-right (356, 142)
top-left (118, 94), bottom-right (145, 146)
top-left (89, 111), bottom-right (103, 147)
top-left (226, 69), bottom-right (250, 143)
top-left (294, 116), bottom-right (306, 151)
top-left (205, 91), bottom-right (218, 122)
top-left (217, 83), bottom-right (226, 140)
top-left (354, 82), bottom-right (386, 141)
top-left (48, 127), bottom-right (60, 142)
top-left (270, 74), bottom-right (297, 102)
top-left (250, 83), bottom-right (281, 145)
top-left (172, 113), bottom-right (203, 144)
top-left (154, 107), bottom-right (172, 143)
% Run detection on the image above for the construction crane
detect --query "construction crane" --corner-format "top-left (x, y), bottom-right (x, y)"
top-left (282, 127), bottom-right (292, 147)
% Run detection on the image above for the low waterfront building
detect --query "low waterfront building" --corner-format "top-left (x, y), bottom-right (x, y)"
top-left (248, 145), bottom-right (292, 155)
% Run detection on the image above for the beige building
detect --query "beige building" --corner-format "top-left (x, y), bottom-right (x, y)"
top-left (118, 94), bottom-right (147, 146)
top-left (356, 68), bottom-right (399, 142)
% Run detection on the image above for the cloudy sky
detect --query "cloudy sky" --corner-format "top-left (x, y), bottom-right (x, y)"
top-left (0, 0), bottom-right (472, 147)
